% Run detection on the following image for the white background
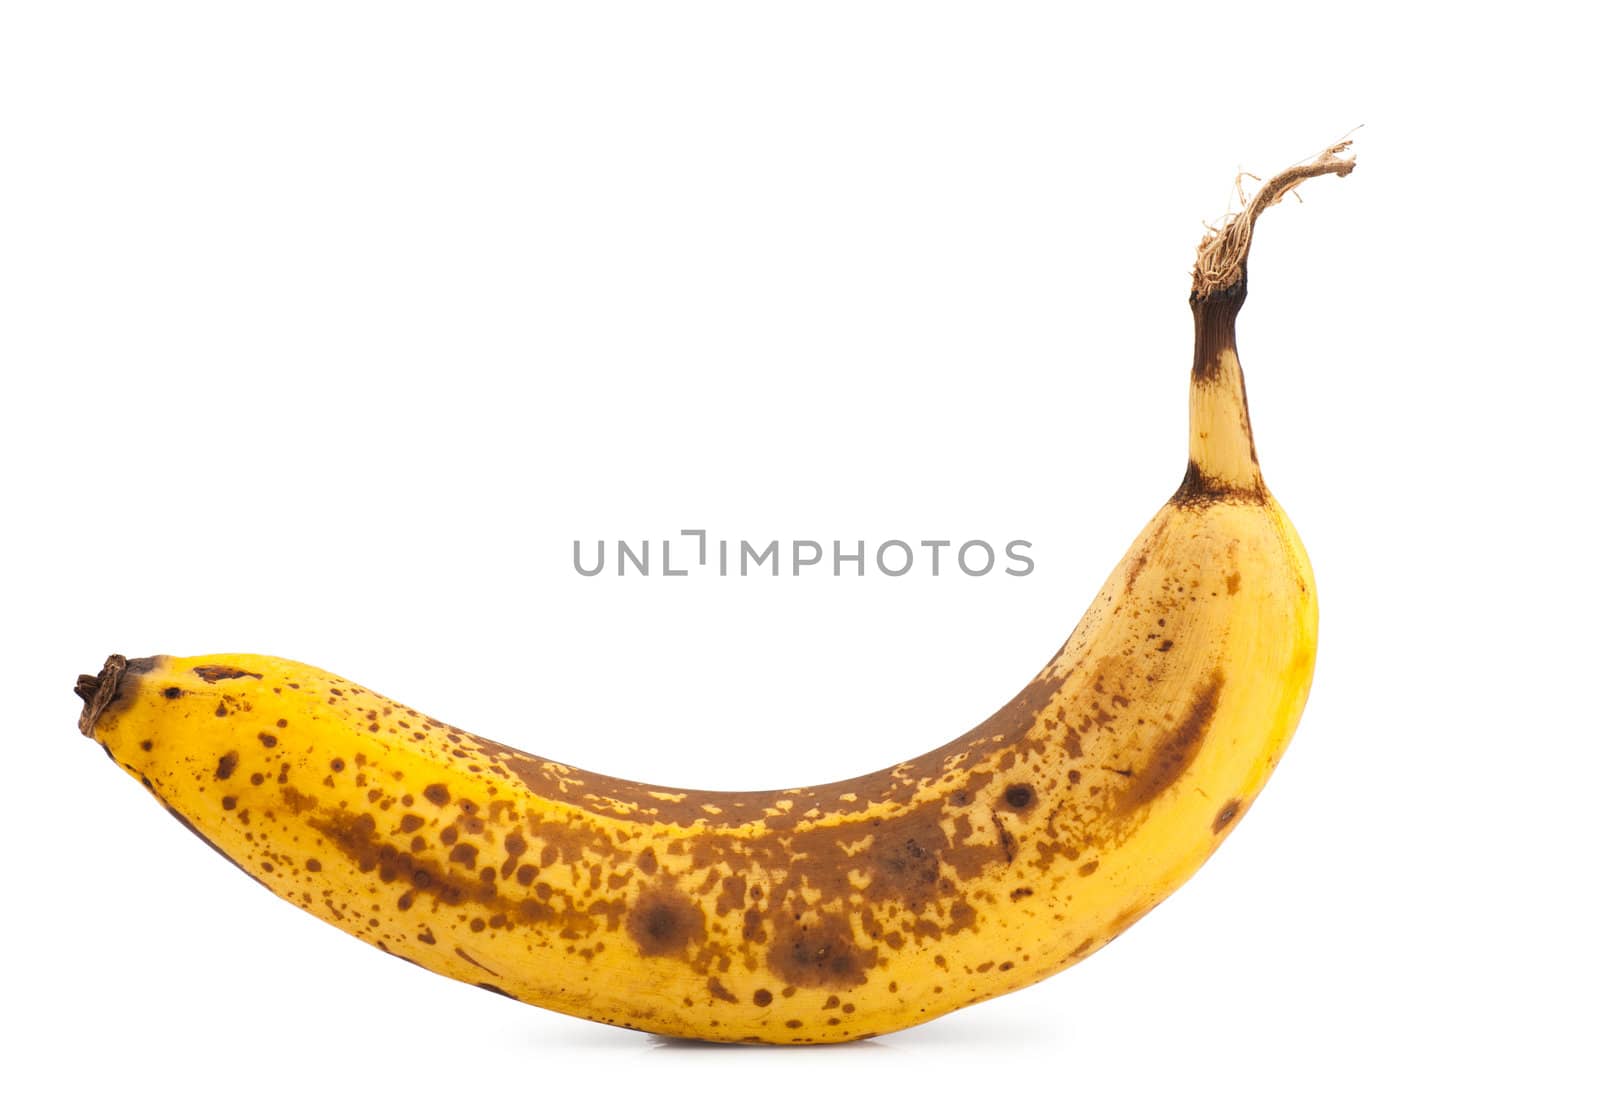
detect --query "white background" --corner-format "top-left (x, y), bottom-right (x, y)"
top-left (3, 2), bottom-right (1595, 1102)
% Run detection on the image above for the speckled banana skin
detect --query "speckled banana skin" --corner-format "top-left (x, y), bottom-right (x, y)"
top-left (75, 150), bottom-right (1346, 1043)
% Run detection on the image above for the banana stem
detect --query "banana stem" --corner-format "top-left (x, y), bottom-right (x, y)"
top-left (1179, 140), bottom-right (1356, 502)
top-left (1191, 140), bottom-right (1356, 302)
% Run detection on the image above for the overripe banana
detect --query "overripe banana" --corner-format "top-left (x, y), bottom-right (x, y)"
top-left (76, 143), bottom-right (1348, 1043)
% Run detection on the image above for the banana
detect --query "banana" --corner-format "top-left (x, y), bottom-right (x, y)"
top-left (74, 143), bottom-right (1348, 1043)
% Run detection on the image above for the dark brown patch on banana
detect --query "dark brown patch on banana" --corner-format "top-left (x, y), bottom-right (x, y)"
top-left (1188, 283), bottom-right (1245, 384)
top-left (768, 915), bottom-right (877, 988)
top-left (627, 886), bottom-right (707, 957)
top-left (1172, 461), bottom-right (1265, 506)
top-left (1002, 784), bottom-right (1036, 811)
top-left (193, 664), bottom-right (262, 683)
top-left (305, 806), bottom-right (628, 949)
top-left (1114, 672), bottom-right (1225, 815)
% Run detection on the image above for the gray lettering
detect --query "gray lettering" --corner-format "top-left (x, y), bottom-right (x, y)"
top-left (876, 540), bottom-right (913, 577)
top-left (834, 540), bottom-right (865, 576)
top-left (958, 540), bottom-right (995, 576)
top-left (571, 533), bottom-right (1029, 582)
top-left (662, 540), bottom-right (688, 576)
top-left (741, 540), bottom-right (778, 576)
top-left (681, 529), bottom-right (707, 565)
top-left (1005, 540), bottom-right (1035, 576)
top-left (618, 540), bottom-right (649, 576)
top-left (792, 540), bottom-right (823, 575)
top-left (573, 540), bottom-right (605, 577)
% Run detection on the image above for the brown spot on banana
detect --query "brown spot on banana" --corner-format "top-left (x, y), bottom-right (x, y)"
top-left (627, 886), bottom-right (707, 957)
top-left (193, 665), bottom-right (261, 683)
top-left (1212, 798), bottom-right (1244, 834)
top-left (1002, 784), bottom-right (1037, 811)
top-left (454, 947), bottom-right (496, 975)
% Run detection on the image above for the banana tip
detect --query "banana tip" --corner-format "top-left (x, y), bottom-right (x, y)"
top-left (75, 654), bottom-right (129, 737)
